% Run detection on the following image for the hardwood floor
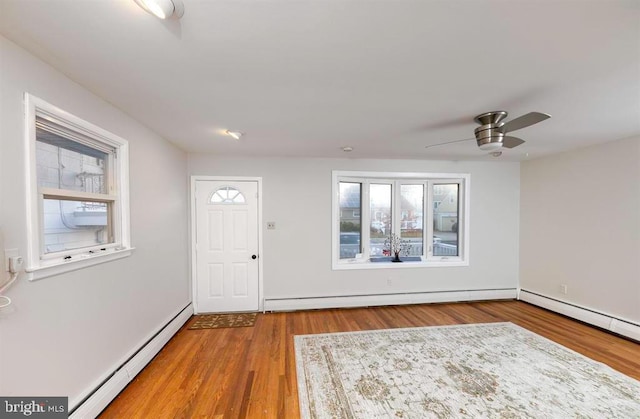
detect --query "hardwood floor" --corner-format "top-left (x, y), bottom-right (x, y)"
top-left (99, 301), bottom-right (640, 418)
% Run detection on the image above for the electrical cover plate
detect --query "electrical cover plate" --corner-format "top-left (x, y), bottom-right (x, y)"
top-left (0, 229), bottom-right (8, 289)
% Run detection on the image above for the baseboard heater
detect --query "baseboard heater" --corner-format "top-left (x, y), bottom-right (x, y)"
top-left (519, 290), bottom-right (640, 342)
top-left (264, 288), bottom-right (517, 312)
top-left (69, 303), bottom-right (193, 418)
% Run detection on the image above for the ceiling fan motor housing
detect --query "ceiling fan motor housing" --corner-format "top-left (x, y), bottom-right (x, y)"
top-left (473, 111), bottom-right (509, 150)
top-left (474, 123), bottom-right (505, 151)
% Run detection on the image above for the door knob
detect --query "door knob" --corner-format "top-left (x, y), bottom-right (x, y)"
top-left (251, 255), bottom-right (257, 260)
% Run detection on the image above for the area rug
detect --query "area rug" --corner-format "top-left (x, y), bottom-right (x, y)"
top-left (188, 312), bottom-right (257, 329)
top-left (294, 322), bottom-right (640, 418)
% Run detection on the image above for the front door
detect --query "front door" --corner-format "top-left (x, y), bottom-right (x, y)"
top-left (194, 180), bottom-right (259, 313)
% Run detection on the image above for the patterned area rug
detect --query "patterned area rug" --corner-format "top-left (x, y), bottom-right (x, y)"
top-left (295, 322), bottom-right (640, 418)
top-left (188, 313), bottom-right (257, 330)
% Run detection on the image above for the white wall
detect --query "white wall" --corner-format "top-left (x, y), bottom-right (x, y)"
top-left (520, 136), bottom-right (640, 324)
top-left (189, 156), bottom-right (520, 299)
top-left (0, 36), bottom-right (190, 408)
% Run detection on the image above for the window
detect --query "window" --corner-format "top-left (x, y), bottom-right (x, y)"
top-left (400, 184), bottom-right (423, 257)
top-left (369, 183), bottom-right (392, 257)
top-left (332, 171), bottom-right (469, 269)
top-left (433, 183), bottom-right (459, 257)
top-left (339, 182), bottom-right (361, 259)
top-left (25, 94), bottom-right (131, 280)
top-left (210, 186), bottom-right (246, 204)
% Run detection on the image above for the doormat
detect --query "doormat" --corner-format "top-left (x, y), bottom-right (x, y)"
top-left (188, 312), bottom-right (258, 330)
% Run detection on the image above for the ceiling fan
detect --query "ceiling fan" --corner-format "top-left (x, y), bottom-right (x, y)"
top-left (425, 111), bottom-right (551, 154)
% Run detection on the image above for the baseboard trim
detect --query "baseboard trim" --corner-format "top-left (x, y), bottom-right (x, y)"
top-left (69, 303), bottom-right (193, 418)
top-left (264, 288), bottom-right (517, 311)
top-left (519, 290), bottom-right (640, 342)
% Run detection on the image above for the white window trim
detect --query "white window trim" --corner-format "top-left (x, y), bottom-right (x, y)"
top-left (332, 170), bottom-right (470, 270)
top-left (24, 94), bottom-right (133, 280)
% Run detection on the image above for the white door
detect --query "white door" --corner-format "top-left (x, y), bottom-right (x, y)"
top-left (194, 180), bottom-right (259, 313)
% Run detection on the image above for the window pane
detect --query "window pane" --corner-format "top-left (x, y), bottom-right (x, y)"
top-left (369, 184), bottom-right (392, 258)
top-left (400, 184), bottom-right (423, 256)
top-left (210, 186), bottom-right (245, 204)
top-left (339, 182), bottom-right (361, 259)
top-left (433, 184), bottom-right (459, 256)
top-left (36, 129), bottom-right (107, 194)
top-left (42, 199), bottom-right (112, 254)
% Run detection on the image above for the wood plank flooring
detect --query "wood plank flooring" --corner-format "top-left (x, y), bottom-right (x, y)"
top-left (99, 301), bottom-right (640, 418)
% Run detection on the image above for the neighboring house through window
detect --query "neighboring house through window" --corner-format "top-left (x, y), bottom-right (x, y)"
top-left (24, 94), bottom-right (132, 280)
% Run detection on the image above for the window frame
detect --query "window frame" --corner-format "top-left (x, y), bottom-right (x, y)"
top-left (24, 94), bottom-right (132, 280)
top-left (332, 170), bottom-right (470, 270)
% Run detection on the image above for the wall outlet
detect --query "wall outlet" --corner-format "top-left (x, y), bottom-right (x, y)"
top-left (8, 256), bottom-right (23, 274)
top-left (266, 221), bottom-right (276, 230)
top-left (5, 248), bottom-right (19, 271)
top-left (560, 284), bottom-right (568, 295)
top-left (0, 230), bottom-right (7, 289)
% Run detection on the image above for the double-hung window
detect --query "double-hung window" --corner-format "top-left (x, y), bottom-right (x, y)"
top-left (333, 171), bottom-right (469, 269)
top-left (24, 94), bottom-right (132, 280)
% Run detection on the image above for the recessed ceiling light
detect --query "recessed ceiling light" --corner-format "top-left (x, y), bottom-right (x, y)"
top-left (226, 130), bottom-right (244, 140)
top-left (134, 0), bottom-right (184, 19)
top-left (342, 146), bottom-right (354, 152)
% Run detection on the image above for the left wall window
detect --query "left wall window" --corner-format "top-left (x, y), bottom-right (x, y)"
top-left (25, 94), bottom-right (132, 280)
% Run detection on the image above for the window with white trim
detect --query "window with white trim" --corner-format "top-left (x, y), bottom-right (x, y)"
top-left (333, 171), bottom-right (469, 269)
top-left (25, 94), bottom-right (132, 280)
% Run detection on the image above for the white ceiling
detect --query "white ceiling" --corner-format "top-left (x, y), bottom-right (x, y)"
top-left (1, 0), bottom-right (638, 161)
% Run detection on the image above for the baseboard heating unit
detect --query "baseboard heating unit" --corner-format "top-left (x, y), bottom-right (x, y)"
top-left (69, 303), bottom-right (193, 418)
top-left (519, 290), bottom-right (640, 342)
top-left (264, 288), bottom-right (517, 312)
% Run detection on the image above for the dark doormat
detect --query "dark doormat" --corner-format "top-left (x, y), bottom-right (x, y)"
top-left (188, 312), bottom-right (258, 330)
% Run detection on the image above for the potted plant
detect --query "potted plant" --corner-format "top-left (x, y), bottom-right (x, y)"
top-left (384, 233), bottom-right (412, 262)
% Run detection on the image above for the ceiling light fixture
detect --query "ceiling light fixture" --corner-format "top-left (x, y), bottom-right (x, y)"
top-left (342, 146), bottom-right (353, 152)
top-left (134, 0), bottom-right (184, 19)
top-left (226, 130), bottom-right (243, 140)
top-left (478, 141), bottom-right (503, 151)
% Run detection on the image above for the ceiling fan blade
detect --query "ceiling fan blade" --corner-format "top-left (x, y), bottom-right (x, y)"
top-left (501, 112), bottom-right (551, 133)
top-left (502, 136), bottom-right (525, 149)
top-left (425, 138), bottom-right (474, 149)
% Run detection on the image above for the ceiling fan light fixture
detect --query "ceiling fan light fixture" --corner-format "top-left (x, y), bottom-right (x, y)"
top-left (478, 141), bottom-right (503, 151)
top-left (135, 0), bottom-right (184, 19)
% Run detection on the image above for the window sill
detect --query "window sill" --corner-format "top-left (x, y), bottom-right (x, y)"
top-left (26, 247), bottom-right (134, 281)
top-left (332, 258), bottom-right (468, 270)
